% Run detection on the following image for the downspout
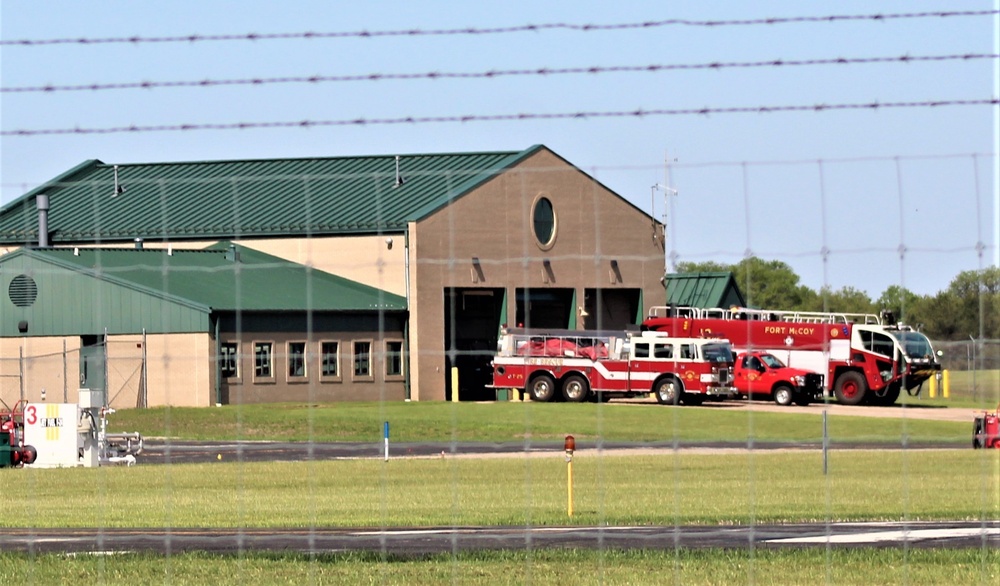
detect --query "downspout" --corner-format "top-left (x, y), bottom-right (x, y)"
top-left (213, 316), bottom-right (222, 406)
top-left (403, 226), bottom-right (412, 400)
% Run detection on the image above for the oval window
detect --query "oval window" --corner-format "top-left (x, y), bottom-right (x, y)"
top-left (532, 196), bottom-right (556, 248)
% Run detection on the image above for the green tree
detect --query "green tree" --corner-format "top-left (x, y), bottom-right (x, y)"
top-left (875, 285), bottom-right (923, 323)
top-left (813, 286), bottom-right (875, 315)
top-left (908, 267), bottom-right (1000, 340)
top-left (731, 257), bottom-right (813, 310)
top-left (675, 261), bottom-right (732, 273)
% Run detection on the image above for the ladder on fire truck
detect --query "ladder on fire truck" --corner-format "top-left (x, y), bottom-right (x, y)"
top-left (647, 305), bottom-right (885, 326)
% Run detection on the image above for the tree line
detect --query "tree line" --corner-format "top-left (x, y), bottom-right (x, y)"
top-left (677, 258), bottom-right (1000, 341)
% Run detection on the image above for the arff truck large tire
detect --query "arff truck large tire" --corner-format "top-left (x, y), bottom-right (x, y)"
top-left (834, 371), bottom-right (868, 406)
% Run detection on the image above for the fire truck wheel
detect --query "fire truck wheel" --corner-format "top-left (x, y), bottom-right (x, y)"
top-left (834, 371), bottom-right (868, 405)
top-left (773, 385), bottom-right (794, 407)
top-left (529, 374), bottom-right (557, 402)
top-left (654, 378), bottom-right (682, 405)
top-left (561, 375), bottom-right (590, 402)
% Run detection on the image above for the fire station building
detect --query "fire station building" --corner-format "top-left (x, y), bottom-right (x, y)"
top-left (0, 145), bottom-right (665, 407)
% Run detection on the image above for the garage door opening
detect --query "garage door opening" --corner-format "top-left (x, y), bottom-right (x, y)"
top-left (582, 288), bottom-right (641, 330)
top-left (444, 288), bottom-right (505, 401)
top-left (515, 288), bottom-right (574, 330)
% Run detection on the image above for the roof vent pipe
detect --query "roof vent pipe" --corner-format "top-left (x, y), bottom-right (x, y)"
top-left (394, 156), bottom-right (405, 188)
top-left (113, 165), bottom-right (125, 196)
top-left (225, 244), bottom-right (241, 263)
top-left (36, 194), bottom-right (50, 247)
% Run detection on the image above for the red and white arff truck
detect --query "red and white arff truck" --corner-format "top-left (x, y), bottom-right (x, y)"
top-left (643, 306), bottom-right (941, 406)
top-left (491, 328), bottom-right (737, 405)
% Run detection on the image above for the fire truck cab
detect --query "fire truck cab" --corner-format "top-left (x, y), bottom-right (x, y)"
top-left (491, 328), bottom-right (736, 405)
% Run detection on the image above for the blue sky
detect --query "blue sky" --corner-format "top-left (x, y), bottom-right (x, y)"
top-left (2, 1), bottom-right (997, 298)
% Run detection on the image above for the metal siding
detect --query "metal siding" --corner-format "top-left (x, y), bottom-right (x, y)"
top-left (2, 149), bottom-right (535, 244)
top-left (0, 254), bottom-right (209, 336)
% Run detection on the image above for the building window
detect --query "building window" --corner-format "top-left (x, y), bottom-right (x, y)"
top-left (254, 342), bottom-right (273, 379)
top-left (353, 341), bottom-right (372, 379)
top-left (532, 195), bottom-right (557, 249)
top-left (320, 341), bottom-right (340, 380)
top-left (385, 340), bottom-right (404, 378)
top-left (220, 343), bottom-right (239, 378)
top-left (288, 341), bottom-right (307, 379)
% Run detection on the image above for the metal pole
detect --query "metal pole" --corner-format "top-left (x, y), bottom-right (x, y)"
top-left (822, 409), bottom-right (829, 475)
top-left (565, 435), bottom-right (575, 517)
top-left (62, 339), bottom-right (68, 402)
top-left (142, 328), bottom-right (148, 408)
top-left (18, 346), bottom-right (24, 401)
top-left (970, 335), bottom-right (977, 399)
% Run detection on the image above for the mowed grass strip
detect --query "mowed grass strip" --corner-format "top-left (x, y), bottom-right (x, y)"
top-left (2, 548), bottom-right (998, 585)
top-left (109, 401), bottom-right (970, 444)
top-left (4, 451), bottom-right (997, 528)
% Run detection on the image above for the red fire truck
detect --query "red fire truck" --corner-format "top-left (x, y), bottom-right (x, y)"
top-left (642, 306), bottom-right (941, 406)
top-left (490, 328), bottom-right (737, 405)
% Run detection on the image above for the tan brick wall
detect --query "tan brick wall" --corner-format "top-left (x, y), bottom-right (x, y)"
top-left (94, 236), bottom-right (406, 297)
top-left (409, 148), bottom-right (664, 401)
top-left (0, 336), bottom-right (80, 406)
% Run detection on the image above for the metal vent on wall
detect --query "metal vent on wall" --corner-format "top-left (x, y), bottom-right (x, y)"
top-left (9, 274), bottom-right (38, 307)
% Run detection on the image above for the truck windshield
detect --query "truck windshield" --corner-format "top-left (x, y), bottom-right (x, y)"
top-left (889, 331), bottom-right (935, 358)
top-left (759, 354), bottom-right (786, 369)
top-left (701, 343), bottom-right (733, 363)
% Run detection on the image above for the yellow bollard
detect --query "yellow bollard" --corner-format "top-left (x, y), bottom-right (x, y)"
top-left (942, 370), bottom-right (950, 399)
top-left (451, 367), bottom-right (459, 403)
top-left (510, 389), bottom-right (520, 403)
top-left (928, 374), bottom-right (938, 399)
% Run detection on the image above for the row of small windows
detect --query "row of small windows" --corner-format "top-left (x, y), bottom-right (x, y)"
top-left (219, 340), bottom-right (404, 382)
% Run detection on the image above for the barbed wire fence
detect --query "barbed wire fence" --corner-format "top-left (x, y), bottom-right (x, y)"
top-left (1, 5), bottom-right (998, 582)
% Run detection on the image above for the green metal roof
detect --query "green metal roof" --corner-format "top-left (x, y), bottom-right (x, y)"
top-left (665, 271), bottom-right (746, 309)
top-left (9, 244), bottom-right (406, 312)
top-left (0, 146), bottom-right (545, 245)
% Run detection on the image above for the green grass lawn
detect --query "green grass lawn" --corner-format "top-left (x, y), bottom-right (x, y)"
top-left (3, 548), bottom-right (997, 585)
top-left (107, 400), bottom-right (971, 444)
top-left (3, 451), bottom-right (997, 528)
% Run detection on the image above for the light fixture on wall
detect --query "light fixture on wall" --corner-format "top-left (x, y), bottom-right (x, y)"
top-left (542, 259), bottom-right (554, 284)
top-left (577, 306), bottom-right (589, 317)
top-left (471, 257), bottom-right (485, 283)
top-left (609, 259), bottom-right (622, 284)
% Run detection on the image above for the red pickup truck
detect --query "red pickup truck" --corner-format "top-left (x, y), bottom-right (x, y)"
top-left (733, 351), bottom-right (824, 406)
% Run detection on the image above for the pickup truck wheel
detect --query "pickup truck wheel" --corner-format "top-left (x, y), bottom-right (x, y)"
top-left (655, 378), bottom-right (682, 405)
top-left (793, 394), bottom-right (811, 406)
top-left (529, 374), bottom-right (557, 402)
top-left (773, 384), bottom-right (794, 407)
top-left (561, 375), bottom-right (589, 402)
top-left (834, 371), bottom-right (867, 406)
